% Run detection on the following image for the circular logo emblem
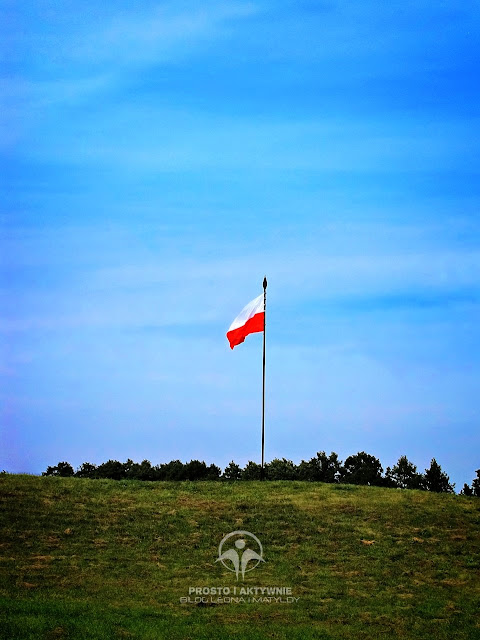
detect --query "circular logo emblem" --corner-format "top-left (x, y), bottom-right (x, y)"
top-left (216, 530), bottom-right (265, 580)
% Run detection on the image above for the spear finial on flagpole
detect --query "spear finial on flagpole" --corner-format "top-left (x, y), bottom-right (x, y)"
top-left (261, 276), bottom-right (267, 480)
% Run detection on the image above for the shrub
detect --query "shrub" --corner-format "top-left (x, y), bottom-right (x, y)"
top-left (42, 462), bottom-right (74, 477)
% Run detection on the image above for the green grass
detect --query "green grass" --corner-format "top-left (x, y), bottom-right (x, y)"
top-left (1, 475), bottom-right (479, 639)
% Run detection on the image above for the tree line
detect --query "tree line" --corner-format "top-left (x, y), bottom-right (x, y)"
top-left (42, 452), bottom-right (480, 496)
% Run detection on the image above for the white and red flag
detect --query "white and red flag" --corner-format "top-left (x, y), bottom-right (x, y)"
top-left (226, 293), bottom-right (265, 349)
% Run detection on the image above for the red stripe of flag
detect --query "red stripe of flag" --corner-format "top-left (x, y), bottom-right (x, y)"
top-left (226, 293), bottom-right (264, 349)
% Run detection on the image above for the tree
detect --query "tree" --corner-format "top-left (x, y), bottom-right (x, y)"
top-left (471, 469), bottom-right (480, 497)
top-left (461, 483), bottom-right (473, 496)
top-left (95, 460), bottom-right (125, 480)
top-left (298, 451), bottom-right (341, 483)
top-left (242, 461), bottom-right (262, 480)
top-left (266, 458), bottom-right (298, 480)
top-left (122, 459), bottom-right (136, 477)
top-left (386, 455), bottom-right (425, 490)
top-left (223, 461), bottom-right (242, 481)
top-left (75, 462), bottom-right (97, 478)
top-left (424, 459), bottom-right (454, 493)
top-left (160, 460), bottom-right (186, 481)
top-left (184, 460), bottom-right (209, 480)
top-left (340, 452), bottom-right (383, 486)
top-left (205, 463), bottom-right (221, 480)
top-left (125, 459), bottom-right (155, 480)
top-left (42, 462), bottom-right (74, 477)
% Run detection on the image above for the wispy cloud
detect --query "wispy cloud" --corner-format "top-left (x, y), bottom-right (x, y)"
top-left (19, 107), bottom-right (479, 174)
top-left (4, 1), bottom-right (259, 112)
top-left (2, 220), bottom-right (480, 334)
top-left (71, 1), bottom-right (259, 67)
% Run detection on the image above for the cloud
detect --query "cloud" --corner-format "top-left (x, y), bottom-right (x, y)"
top-left (18, 1), bottom-right (259, 75)
top-left (3, 2), bottom-right (259, 112)
top-left (2, 217), bottom-right (480, 335)
top-left (19, 104), bottom-right (479, 174)
top-left (73, 1), bottom-right (259, 66)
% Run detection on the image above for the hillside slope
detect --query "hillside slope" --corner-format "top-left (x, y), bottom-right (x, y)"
top-left (1, 475), bottom-right (479, 639)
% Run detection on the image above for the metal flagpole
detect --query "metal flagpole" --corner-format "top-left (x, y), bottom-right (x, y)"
top-left (261, 276), bottom-right (267, 480)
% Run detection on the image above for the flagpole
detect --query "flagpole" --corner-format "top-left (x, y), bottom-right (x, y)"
top-left (261, 276), bottom-right (267, 480)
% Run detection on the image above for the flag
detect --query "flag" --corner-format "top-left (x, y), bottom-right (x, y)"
top-left (226, 293), bottom-right (264, 349)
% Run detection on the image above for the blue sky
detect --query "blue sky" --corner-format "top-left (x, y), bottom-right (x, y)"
top-left (1, 0), bottom-right (479, 489)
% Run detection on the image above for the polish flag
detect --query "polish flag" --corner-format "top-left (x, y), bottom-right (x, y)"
top-left (226, 294), bottom-right (265, 349)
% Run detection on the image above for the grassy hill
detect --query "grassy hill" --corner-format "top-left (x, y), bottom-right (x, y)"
top-left (1, 474), bottom-right (479, 640)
